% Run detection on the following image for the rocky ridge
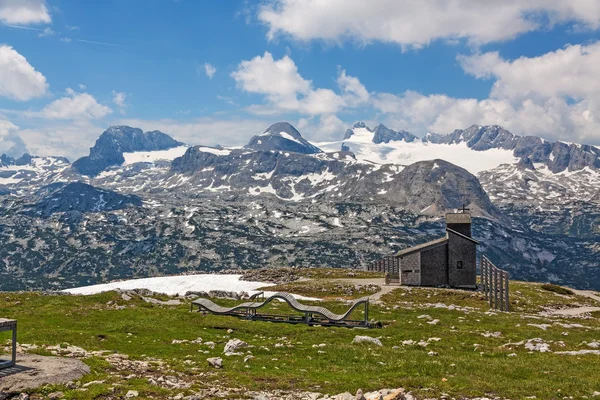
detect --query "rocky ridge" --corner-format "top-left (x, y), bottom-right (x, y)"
top-left (72, 126), bottom-right (184, 176)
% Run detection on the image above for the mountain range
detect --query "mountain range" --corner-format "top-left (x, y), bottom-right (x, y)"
top-left (0, 121), bottom-right (598, 291)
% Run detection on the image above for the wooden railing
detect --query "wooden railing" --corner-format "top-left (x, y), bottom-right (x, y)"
top-left (365, 255), bottom-right (400, 285)
top-left (481, 256), bottom-right (510, 311)
top-left (364, 255), bottom-right (399, 274)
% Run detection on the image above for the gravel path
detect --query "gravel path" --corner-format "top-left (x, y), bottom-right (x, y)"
top-left (328, 278), bottom-right (398, 301)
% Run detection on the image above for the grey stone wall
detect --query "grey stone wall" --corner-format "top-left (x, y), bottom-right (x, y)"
top-left (448, 232), bottom-right (477, 288)
top-left (447, 222), bottom-right (471, 237)
top-left (399, 252), bottom-right (421, 286)
top-left (420, 244), bottom-right (448, 286)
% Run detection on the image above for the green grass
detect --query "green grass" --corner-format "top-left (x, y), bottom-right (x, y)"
top-left (259, 280), bottom-right (380, 300)
top-left (540, 283), bottom-right (575, 296)
top-left (2, 278), bottom-right (600, 399)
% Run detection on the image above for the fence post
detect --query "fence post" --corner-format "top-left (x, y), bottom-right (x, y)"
top-left (499, 271), bottom-right (504, 311)
top-left (482, 257), bottom-right (487, 300)
top-left (494, 268), bottom-right (500, 310)
top-left (488, 260), bottom-right (493, 309)
top-left (504, 272), bottom-right (510, 312)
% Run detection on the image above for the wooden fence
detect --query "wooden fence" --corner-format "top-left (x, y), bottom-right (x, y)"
top-left (364, 255), bottom-right (400, 284)
top-left (481, 255), bottom-right (510, 311)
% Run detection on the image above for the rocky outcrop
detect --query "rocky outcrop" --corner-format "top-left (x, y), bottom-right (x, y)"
top-left (387, 159), bottom-right (501, 219)
top-left (30, 182), bottom-right (142, 217)
top-left (245, 122), bottom-right (321, 154)
top-left (372, 124), bottom-right (417, 144)
top-left (72, 126), bottom-right (184, 176)
top-left (425, 124), bottom-right (600, 173)
top-left (343, 122), bottom-right (417, 144)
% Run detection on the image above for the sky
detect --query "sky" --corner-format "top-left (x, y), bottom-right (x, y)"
top-left (1, 0), bottom-right (600, 161)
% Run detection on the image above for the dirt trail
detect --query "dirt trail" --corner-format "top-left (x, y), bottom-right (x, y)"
top-left (543, 289), bottom-right (600, 316)
top-left (328, 278), bottom-right (398, 301)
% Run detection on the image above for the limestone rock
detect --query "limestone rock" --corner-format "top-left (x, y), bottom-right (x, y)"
top-left (207, 357), bottom-right (223, 369)
top-left (224, 339), bottom-right (248, 355)
top-left (351, 336), bottom-right (383, 347)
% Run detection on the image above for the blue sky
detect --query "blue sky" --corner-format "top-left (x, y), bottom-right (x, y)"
top-left (1, 0), bottom-right (599, 160)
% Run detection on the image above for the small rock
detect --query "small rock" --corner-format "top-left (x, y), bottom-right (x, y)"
top-left (427, 351), bottom-right (438, 356)
top-left (355, 389), bottom-right (366, 400)
top-left (207, 357), bottom-right (223, 368)
top-left (224, 339), bottom-right (248, 355)
top-left (17, 394), bottom-right (29, 400)
top-left (351, 335), bottom-right (383, 347)
top-left (125, 390), bottom-right (139, 398)
top-left (48, 393), bottom-right (64, 399)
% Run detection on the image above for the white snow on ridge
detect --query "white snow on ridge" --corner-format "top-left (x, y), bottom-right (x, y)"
top-left (278, 131), bottom-right (303, 145)
top-left (63, 274), bottom-right (320, 301)
top-left (122, 146), bottom-right (189, 165)
top-left (316, 139), bottom-right (519, 175)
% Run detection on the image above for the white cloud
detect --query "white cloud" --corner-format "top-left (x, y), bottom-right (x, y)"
top-left (458, 42), bottom-right (600, 104)
top-left (0, 45), bottom-right (49, 101)
top-left (118, 117), bottom-right (272, 147)
top-left (17, 119), bottom-right (105, 160)
top-left (112, 90), bottom-right (127, 112)
top-left (0, 119), bottom-right (28, 157)
top-left (78, 83), bottom-right (86, 90)
top-left (366, 40), bottom-right (600, 145)
top-left (203, 63), bottom-right (217, 79)
top-left (258, 0), bottom-right (600, 49)
top-left (37, 26), bottom-right (54, 37)
top-left (373, 91), bottom-right (600, 144)
top-left (232, 51), bottom-right (367, 115)
top-left (60, 37), bottom-right (72, 43)
top-left (65, 25), bottom-right (79, 31)
top-left (37, 88), bottom-right (112, 120)
top-left (0, 0), bottom-right (51, 25)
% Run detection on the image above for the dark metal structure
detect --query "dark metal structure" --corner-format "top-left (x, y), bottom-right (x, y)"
top-left (191, 292), bottom-right (374, 328)
top-left (0, 318), bottom-right (16, 369)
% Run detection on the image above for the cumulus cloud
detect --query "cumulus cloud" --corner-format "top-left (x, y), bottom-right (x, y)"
top-left (0, 45), bottom-right (49, 101)
top-left (37, 88), bottom-right (112, 120)
top-left (17, 119), bottom-right (105, 160)
top-left (297, 114), bottom-right (348, 142)
top-left (258, 0), bottom-right (600, 49)
top-left (458, 42), bottom-right (600, 104)
top-left (0, 119), bottom-right (29, 157)
top-left (0, 0), bottom-right (51, 25)
top-left (203, 63), bottom-right (217, 79)
top-left (231, 51), bottom-right (368, 115)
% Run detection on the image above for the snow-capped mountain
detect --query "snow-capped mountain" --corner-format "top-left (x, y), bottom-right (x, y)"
top-left (72, 126), bottom-right (185, 176)
top-left (245, 122), bottom-right (322, 154)
top-left (0, 153), bottom-right (71, 192)
top-left (0, 121), bottom-right (599, 291)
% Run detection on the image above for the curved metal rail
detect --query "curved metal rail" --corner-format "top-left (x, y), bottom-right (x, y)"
top-left (191, 292), bottom-right (371, 327)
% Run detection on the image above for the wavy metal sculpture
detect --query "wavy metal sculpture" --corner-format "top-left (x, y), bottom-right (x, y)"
top-left (191, 292), bottom-right (372, 328)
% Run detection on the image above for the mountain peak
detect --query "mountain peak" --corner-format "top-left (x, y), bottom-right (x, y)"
top-left (245, 122), bottom-right (321, 154)
top-left (353, 121), bottom-right (370, 130)
top-left (343, 122), bottom-right (417, 144)
top-left (72, 126), bottom-right (184, 176)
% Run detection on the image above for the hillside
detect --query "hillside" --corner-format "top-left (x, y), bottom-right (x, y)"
top-left (2, 270), bottom-right (600, 399)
